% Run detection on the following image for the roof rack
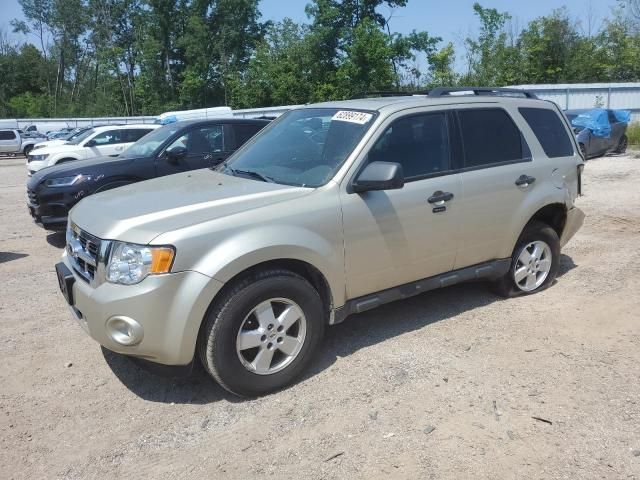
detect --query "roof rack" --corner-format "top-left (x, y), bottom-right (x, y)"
top-left (428, 87), bottom-right (538, 99)
top-left (353, 90), bottom-right (431, 99)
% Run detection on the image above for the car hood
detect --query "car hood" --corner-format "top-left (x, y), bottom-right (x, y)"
top-left (27, 156), bottom-right (135, 189)
top-left (36, 144), bottom-right (83, 156)
top-left (70, 170), bottom-right (312, 244)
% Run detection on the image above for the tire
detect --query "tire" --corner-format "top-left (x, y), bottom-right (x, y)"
top-left (198, 269), bottom-right (325, 397)
top-left (615, 134), bottom-right (628, 154)
top-left (492, 221), bottom-right (560, 298)
top-left (23, 145), bottom-right (33, 157)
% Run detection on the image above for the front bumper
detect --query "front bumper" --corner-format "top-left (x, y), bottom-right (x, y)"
top-left (60, 252), bottom-right (224, 366)
top-left (27, 159), bottom-right (48, 174)
top-left (560, 207), bottom-right (585, 247)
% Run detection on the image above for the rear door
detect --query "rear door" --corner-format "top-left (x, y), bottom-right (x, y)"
top-left (341, 109), bottom-right (463, 298)
top-left (453, 107), bottom-right (539, 269)
top-left (155, 124), bottom-right (225, 175)
top-left (0, 130), bottom-right (20, 153)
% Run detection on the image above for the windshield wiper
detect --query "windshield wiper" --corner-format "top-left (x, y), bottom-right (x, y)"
top-left (224, 165), bottom-right (275, 183)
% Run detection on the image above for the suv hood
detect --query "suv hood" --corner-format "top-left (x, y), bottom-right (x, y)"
top-left (70, 170), bottom-right (312, 244)
top-left (36, 144), bottom-right (83, 155)
top-left (27, 156), bottom-right (134, 189)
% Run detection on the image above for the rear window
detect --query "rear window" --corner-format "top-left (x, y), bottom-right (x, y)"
top-left (458, 109), bottom-right (524, 168)
top-left (519, 108), bottom-right (574, 158)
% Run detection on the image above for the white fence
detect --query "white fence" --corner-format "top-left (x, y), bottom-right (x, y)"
top-left (510, 83), bottom-right (640, 121)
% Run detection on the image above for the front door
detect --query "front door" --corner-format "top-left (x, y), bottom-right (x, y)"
top-left (156, 125), bottom-right (228, 175)
top-left (341, 111), bottom-right (462, 299)
top-left (0, 130), bottom-right (20, 153)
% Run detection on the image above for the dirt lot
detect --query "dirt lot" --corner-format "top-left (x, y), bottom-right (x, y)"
top-left (1, 154), bottom-right (639, 479)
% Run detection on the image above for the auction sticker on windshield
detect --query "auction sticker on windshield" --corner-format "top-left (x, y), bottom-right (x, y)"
top-left (332, 111), bottom-right (373, 124)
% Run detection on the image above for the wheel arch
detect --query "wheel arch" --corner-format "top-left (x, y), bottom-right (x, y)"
top-left (522, 203), bottom-right (568, 240)
top-left (205, 258), bottom-right (334, 325)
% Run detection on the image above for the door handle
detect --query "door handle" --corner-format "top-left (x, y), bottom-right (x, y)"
top-left (428, 191), bottom-right (454, 205)
top-left (515, 175), bottom-right (536, 188)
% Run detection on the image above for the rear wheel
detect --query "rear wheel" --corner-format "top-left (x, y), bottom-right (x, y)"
top-left (198, 269), bottom-right (325, 397)
top-left (492, 221), bottom-right (560, 298)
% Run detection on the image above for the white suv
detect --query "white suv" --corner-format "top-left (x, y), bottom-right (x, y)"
top-left (27, 124), bottom-right (159, 175)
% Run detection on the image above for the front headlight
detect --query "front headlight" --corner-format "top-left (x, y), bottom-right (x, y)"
top-left (29, 154), bottom-right (49, 162)
top-left (106, 242), bottom-right (175, 285)
top-left (45, 174), bottom-right (92, 188)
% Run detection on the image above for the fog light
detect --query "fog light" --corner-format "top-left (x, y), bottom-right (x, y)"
top-left (106, 316), bottom-right (143, 346)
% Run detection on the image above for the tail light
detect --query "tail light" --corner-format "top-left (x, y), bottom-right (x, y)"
top-left (577, 164), bottom-right (584, 196)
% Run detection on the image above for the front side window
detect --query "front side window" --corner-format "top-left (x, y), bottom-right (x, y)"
top-left (458, 109), bottom-right (525, 168)
top-left (220, 108), bottom-right (376, 187)
top-left (368, 112), bottom-right (450, 179)
top-left (519, 107), bottom-right (574, 158)
top-left (90, 130), bottom-right (124, 146)
top-left (167, 125), bottom-right (224, 154)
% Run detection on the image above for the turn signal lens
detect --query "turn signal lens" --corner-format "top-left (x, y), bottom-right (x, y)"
top-left (150, 248), bottom-right (175, 273)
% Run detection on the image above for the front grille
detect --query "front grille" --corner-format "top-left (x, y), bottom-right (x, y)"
top-left (27, 188), bottom-right (39, 206)
top-left (66, 224), bottom-right (104, 284)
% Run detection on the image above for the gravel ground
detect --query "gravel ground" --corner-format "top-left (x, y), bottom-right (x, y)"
top-left (1, 154), bottom-right (639, 479)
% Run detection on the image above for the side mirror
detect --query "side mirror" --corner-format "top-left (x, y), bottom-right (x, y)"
top-left (166, 145), bottom-right (188, 163)
top-left (85, 139), bottom-right (96, 147)
top-left (352, 161), bottom-right (404, 193)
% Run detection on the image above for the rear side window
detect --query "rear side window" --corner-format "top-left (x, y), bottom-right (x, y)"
top-left (519, 108), bottom-right (574, 158)
top-left (458, 109), bottom-right (524, 168)
top-left (0, 130), bottom-right (17, 140)
top-left (126, 128), bottom-right (154, 142)
top-left (232, 124), bottom-right (264, 149)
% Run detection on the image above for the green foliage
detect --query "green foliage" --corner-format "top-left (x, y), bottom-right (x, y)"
top-left (1, 1), bottom-right (640, 117)
top-left (626, 122), bottom-right (640, 145)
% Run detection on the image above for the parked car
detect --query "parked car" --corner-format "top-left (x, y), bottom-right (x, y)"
top-left (26, 124), bottom-right (159, 175)
top-left (55, 88), bottom-right (584, 397)
top-left (31, 127), bottom-right (94, 152)
top-left (564, 108), bottom-right (629, 159)
top-left (28, 118), bottom-right (269, 230)
top-left (0, 129), bottom-right (48, 157)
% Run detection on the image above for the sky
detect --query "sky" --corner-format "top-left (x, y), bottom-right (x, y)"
top-left (2, 0), bottom-right (620, 51)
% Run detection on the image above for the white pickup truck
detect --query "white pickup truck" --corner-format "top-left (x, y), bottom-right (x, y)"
top-left (0, 129), bottom-right (45, 156)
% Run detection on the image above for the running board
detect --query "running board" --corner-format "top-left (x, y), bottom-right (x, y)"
top-left (330, 258), bottom-right (511, 325)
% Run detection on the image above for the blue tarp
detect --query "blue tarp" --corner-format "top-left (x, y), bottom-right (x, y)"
top-left (570, 108), bottom-right (631, 138)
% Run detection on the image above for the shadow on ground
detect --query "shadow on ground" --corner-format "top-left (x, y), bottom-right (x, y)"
top-left (102, 254), bottom-right (577, 404)
top-left (0, 252), bottom-right (28, 264)
top-left (46, 231), bottom-right (66, 248)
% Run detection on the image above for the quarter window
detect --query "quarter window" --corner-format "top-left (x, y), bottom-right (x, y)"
top-left (519, 107), bottom-right (574, 158)
top-left (125, 128), bottom-right (153, 143)
top-left (458, 109), bottom-right (524, 168)
top-left (369, 112), bottom-right (450, 179)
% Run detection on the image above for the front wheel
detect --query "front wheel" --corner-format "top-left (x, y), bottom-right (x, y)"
top-left (23, 145), bottom-right (33, 157)
top-left (198, 269), bottom-right (325, 397)
top-left (492, 221), bottom-right (560, 298)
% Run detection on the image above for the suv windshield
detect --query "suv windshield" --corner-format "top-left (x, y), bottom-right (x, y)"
top-left (69, 128), bottom-right (95, 145)
top-left (219, 108), bottom-right (376, 187)
top-left (121, 124), bottom-right (181, 158)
